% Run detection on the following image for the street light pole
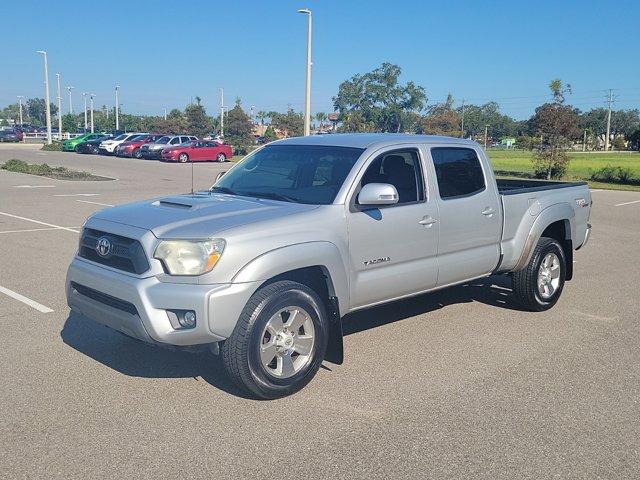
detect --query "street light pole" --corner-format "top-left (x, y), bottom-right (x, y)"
top-left (82, 93), bottom-right (88, 131)
top-left (220, 87), bottom-right (224, 137)
top-left (298, 8), bottom-right (312, 136)
top-left (17, 96), bottom-right (24, 125)
top-left (484, 124), bottom-right (489, 149)
top-left (56, 73), bottom-right (62, 139)
top-left (115, 85), bottom-right (120, 131)
top-left (89, 94), bottom-right (95, 133)
top-left (36, 50), bottom-right (52, 145)
top-left (67, 86), bottom-right (74, 114)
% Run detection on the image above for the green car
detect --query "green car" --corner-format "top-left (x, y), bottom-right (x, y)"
top-left (62, 133), bottom-right (105, 152)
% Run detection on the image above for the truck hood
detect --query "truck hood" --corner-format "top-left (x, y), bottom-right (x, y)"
top-left (91, 193), bottom-right (319, 238)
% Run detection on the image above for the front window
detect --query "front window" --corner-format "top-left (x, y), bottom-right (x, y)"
top-left (113, 134), bottom-right (128, 141)
top-left (155, 136), bottom-right (171, 144)
top-left (212, 144), bottom-right (364, 205)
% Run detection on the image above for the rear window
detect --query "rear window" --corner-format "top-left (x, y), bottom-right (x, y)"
top-left (431, 147), bottom-right (485, 199)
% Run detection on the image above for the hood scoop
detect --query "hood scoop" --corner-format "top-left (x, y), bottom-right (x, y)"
top-left (153, 199), bottom-right (194, 210)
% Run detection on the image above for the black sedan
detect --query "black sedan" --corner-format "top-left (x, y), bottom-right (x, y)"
top-left (0, 128), bottom-right (22, 142)
top-left (75, 135), bottom-right (112, 154)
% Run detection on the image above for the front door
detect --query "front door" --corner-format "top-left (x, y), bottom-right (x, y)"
top-left (346, 147), bottom-right (439, 309)
top-left (429, 146), bottom-right (502, 286)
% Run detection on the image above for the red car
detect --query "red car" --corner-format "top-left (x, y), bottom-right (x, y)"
top-left (161, 140), bottom-right (233, 163)
top-left (115, 134), bottom-right (165, 158)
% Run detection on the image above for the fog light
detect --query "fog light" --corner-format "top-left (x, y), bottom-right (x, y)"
top-left (180, 311), bottom-right (196, 328)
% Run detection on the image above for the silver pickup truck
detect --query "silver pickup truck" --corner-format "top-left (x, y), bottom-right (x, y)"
top-left (66, 134), bottom-right (592, 398)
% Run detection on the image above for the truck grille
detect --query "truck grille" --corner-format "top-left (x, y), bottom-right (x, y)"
top-left (78, 228), bottom-right (150, 274)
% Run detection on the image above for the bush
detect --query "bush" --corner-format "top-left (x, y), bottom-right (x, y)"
top-left (41, 141), bottom-right (62, 151)
top-left (590, 165), bottom-right (640, 185)
top-left (532, 147), bottom-right (569, 179)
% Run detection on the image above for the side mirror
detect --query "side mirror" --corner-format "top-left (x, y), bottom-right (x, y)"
top-left (215, 171), bottom-right (226, 182)
top-left (357, 183), bottom-right (399, 206)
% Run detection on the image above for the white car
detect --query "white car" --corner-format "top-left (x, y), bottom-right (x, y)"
top-left (98, 133), bottom-right (147, 154)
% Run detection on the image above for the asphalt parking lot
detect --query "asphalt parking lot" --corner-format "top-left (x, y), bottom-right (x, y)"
top-left (0, 144), bottom-right (639, 479)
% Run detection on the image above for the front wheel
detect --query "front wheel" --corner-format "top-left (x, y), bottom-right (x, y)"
top-left (221, 281), bottom-right (329, 399)
top-left (216, 153), bottom-right (226, 163)
top-left (178, 153), bottom-right (189, 163)
top-left (133, 148), bottom-right (142, 159)
top-left (512, 237), bottom-right (566, 311)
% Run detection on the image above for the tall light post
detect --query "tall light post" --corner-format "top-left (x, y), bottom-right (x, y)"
top-left (36, 50), bottom-right (52, 145)
top-left (484, 124), bottom-right (490, 149)
top-left (82, 92), bottom-right (88, 131)
top-left (298, 8), bottom-right (312, 136)
top-left (115, 85), bottom-right (120, 131)
top-left (67, 86), bottom-right (74, 114)
top-left (17, 96), bottom-right (24, 125)
top-left (89, 94), bottom-right (95, 133)
top-left (56, 73), bottom-right (62, 138)
top-left (219, 87), bottom-right (224, 137)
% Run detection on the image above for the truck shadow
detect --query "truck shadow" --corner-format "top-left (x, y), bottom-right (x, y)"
top-left (60, 275), bottom-right (523, 398)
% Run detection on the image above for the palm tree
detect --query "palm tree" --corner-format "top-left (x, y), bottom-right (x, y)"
top-left (315, 112), bottom-right (327, 132)
top-left (257, 110), bottom-right (268, 125)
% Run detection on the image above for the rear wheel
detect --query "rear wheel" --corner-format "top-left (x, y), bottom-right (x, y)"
top-left (216, 153), bottom-right (226, 163)
top-left (512, 237), bottom-right (566, 311)
top-left (133, 148), bottom-right (142, 159)
top-left (178, 153), bottom-right (189, 163)
top-left (221, 281), bottom-right (328, 399)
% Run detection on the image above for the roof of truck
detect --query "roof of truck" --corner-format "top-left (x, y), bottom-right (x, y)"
top-left (273, 133), bottom-right (478, 149)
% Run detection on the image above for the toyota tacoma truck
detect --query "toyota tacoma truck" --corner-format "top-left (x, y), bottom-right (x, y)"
top-left (66, 134), bottom-right (592, 399)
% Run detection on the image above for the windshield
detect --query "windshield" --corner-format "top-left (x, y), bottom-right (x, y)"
top-left (213, 144), bottom-right (364, 205)
top-left (128, 135), bottom-right (146, 142)
top-left (114, 134), bottom-right (128, 141)
top-left (155, 136), bottom-right (170, 144)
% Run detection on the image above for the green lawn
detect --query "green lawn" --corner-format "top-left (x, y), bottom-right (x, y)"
top-left (488, 149), bottom-right (640, 191)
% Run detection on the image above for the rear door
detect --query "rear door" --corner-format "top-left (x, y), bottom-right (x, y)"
top-left (346, 146), bottom-right (439, 309)
top-left (429, 146), bottom-right (502, 286)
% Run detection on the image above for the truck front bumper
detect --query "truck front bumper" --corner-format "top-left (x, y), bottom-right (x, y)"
top-left (66, 257), bottom-right (259, 346)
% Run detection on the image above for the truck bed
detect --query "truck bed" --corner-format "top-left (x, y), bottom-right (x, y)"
top-left (496, 178), bottom-right (588, 195)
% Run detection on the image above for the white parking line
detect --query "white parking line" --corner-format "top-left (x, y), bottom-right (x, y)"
top-left (0, 211), bottom-right (79, 233)
top-left (76, 200), bottom-right (114, 207)
top-left (0, 285), bottom-right (53, 313)
top-left (13, 185), bottom-right (55, 188)
top-left (615, 199), bottom-right (640, 207)
top-left (53, 193), bottom-right (100, 197)
top-left (0, 227), bottom-right (78, 234)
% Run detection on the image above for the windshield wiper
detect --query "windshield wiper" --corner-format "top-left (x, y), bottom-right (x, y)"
top-left (209, 186), bottom-right (238, 196)
top-left (245, 191), bottom-right (298, 203)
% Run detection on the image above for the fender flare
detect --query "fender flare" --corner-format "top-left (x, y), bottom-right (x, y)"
top-left (513, 203), bottom-right (575, 272)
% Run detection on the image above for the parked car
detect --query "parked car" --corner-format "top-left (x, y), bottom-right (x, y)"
top-left (98, 133), bottom-right (147, 155)
top-left (0, 128), bottom-right (23, 142)
top-left (66, 134), bottom-right (592, 399)
top-left (139, 135), bottom-right (197, 159)
top-left (75, 135), bottom-right (113, 154)
top-left (62, 133), bottom-right (106, 152)
top-left (115, 134), bottom-right (165, 158)
top-left (161, 140), bottom-right (232, 163)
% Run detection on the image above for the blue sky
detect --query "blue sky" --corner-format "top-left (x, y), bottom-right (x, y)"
top-left (2, 0), bottom-right (639, 120)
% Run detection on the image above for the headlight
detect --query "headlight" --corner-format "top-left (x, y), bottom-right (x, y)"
top-left (154, 239), bottom-right (225, 275)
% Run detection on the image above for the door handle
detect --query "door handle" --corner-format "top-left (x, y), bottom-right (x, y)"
top-left (419, 216), bottom-right (438, 227)
top-left (481, 207), bottom-right (495, 217)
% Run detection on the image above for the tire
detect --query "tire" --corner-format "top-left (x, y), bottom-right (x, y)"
top-left (133, 148), bottom-right (142, 159)
top-left (75, 145), bottom-right (80, 152)
top-left (216, 153), bottom-right (226, 163)
top-left (178, 153), bottom-right (189, 163)
top-left (512, 237), bottom-right (566, 311)
top-left (221, 280), bottom-right (329, 399)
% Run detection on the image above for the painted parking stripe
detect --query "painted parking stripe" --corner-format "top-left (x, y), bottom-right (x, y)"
top-left (54, 193), bottom-right (100, 197)
top-left (76, 200), bottom-right (114, 207)
top-left (0, 227), bottom-right (78, 234)
top-left (0, 285), bottom-right (53, 313)
top-left (13, 185), bottom-right (55, 188)
top-left (615, 199), bottom-right (640, 207)
top-left (0, 211), bottom-right (79, 233)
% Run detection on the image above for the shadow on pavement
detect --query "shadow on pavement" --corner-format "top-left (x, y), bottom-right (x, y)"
top-left (60, 275), bottom-right (522, 397)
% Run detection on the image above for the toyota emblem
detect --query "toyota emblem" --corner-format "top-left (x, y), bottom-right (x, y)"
top-left (96, 236), bottom-right (112, 257)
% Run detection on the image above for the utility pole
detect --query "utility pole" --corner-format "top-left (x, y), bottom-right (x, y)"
top-left (164, 108), bottom-right (167, 120)
top-left (250, 105), bottom-right (255, 123)
top-left (36, 50), bottom-right (52, 145)
top-left (298, 8), bottom-right (312, 136)
top-left (82, 93), bottom-right (88, 131)
top-left (583, 129), bottom-right (587, 152)
top-left (56, 73), bottom-right (62, 139)
top-left (219, 87), bottom-right (224, 137)
top-left (605, 89), bottom-right (614, 151)
top-left (484, 124), bottom-right (489, 149)
top-left (89, 94), bottom-right (95, 133)
top-left (67, 86), bottom-right (74, 114)
top-left (17, 96), bottom-right (24, 125)
top-left (115, 85), bottom-right (120, 131)
top-left (460, 98), bottom-right (465, 138)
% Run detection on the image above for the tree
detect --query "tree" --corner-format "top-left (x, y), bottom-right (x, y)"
top-left (333, 63), bottom-right (426, 133)
top-left (263, 125), bottom-right (278, 142)
top-left (224, 102), bottom-right (254, 146)
top-left (271, 108), bottom-right (304, 137)
top-left (315, 112), bottom-right (327, 131)
top-left (184, 97), bottom-right (212, 138)
top-left (61, 113), bottom-right (79, 133)
top-left (457, 102), bottom-right (518, 139)
top-left (256, 110), bottom-right (268, 125)
top-left (419, 93), bottom-right (460, 136)
top-left (26, 98), bottom-right (58, 126)
top-left (530, 79), bottom-right (580, 179)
